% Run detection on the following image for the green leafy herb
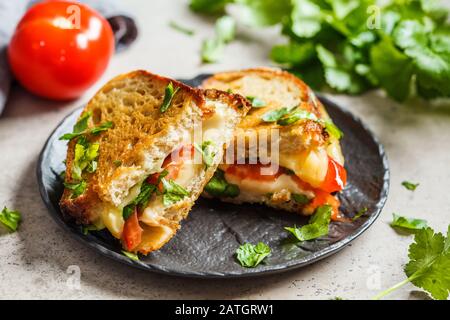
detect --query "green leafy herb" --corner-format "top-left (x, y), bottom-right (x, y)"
top-left (72, 141), bottom-right (100, 180)
top-left (82, 224), bottom-right (103, 235)
top-left (246, 96), bottom-right (266, 108)
top-left (201, 15), bottom-right (236, 63)
top-left (161, 179), bottom-right (190, 207)
top-left (122, 250), bottom-right (140, 261)
top-left (391, 213), bottom-right (428, 232)
top-left (0, 207), bottom-right (21, 232)
top-left (324, 120), bottom-right (344, 140)
top-left (190, 0), bottom-right (450, 101)
top-left (261, 105), bottom-right (296, 122)
top-left (352, 207), bottom-right (368, 221)
top-left (194, 141), bottom-right (216, 168)
top-left (90, 121), bottom-right (113, 135)
top-left (402, 181), bottom-right (419, 191)
top-left (292, 193), bottom-right (310, 205)
top-left (236, 242), bottom-right (271, 268)
top-left (276, 109), bottom-right (317, 126)
top-left (122, 181), bottom-right (157, 220)
top-left (113, 160), bottom-right (122, 167)
top-left (169, 21), bottom-right (195, 36)
top-left (63, 180), bottom-right (87, 198)
top-left (373, 225), bottom-right (450, 300)
top-left (160, 82), bottom-right (180, 113)
top-left (285, 205), bottom-right (332, 242)
top-left (59, 111), bottom-right (113, 140)
top-left (204, 169), bottom-right (240, 198)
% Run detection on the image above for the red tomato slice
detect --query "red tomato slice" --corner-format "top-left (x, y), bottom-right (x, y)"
top-left (319, 157), bottom-right (347, 193)
top-left (147, 145), bottom-right (194, 189)
top-left (122, 210), bottom-right (143, 251)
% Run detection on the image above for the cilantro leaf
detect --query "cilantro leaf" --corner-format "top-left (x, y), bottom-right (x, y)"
top-left (194, 141), bottom-right (216, 168)
top-left (270, 41), bottom-right (316, 66)
top-left (291, 193), bottom-right (310, 205)
top-left (160, 82), bottom-right (180, 113)
top-left (285, 205), bottom-right (332, 242)
top-left (90, 121), bottom-right (113, 135)
top-left (161, 179), bottom-right (190, 206)
top-left (201, 15), bottom-right (236, 63)
top-left (64, 180), bottom-right (87, 198)
top-left (289, 0), bottom-right (323, 38)
top-left (236, 242), bottom-right (271, 268)
top-left (201, 38), bottom-right (225, 63)
top-left (246, 96), bottom-right (266, 108)
top-left (215, 15), bottom-right (236, 43)
top-left (122, 250), bottom-right (140, 261)
top-left (370, 38), bottom-right (414, 102)
top-left (189, 0), bottom-right (232, 14)
top-left (261, 105), bottom-right (296, 122)
top-left (122, 180), bottom-right (157, 219)
top-left (276, 109), bottom-right (317, 126)
top-left (169, 21), bottom-right (195, 36)
top-left (59, 112), bottom-right (91, 140)
top-left (204, 169), bottom-right (240, 198)
top-left (238, 0), bottom-right (291, 27)
top-left (0, 207), bottom-right (21, 232)
top-left (72, 141), bottom-right (99, 181)
top-left (374, 225), bottom-right (450, 300)
top-left (391, 213), bottom-right (428, 232)
top-left (352, 207), bottom-right (368, 221)
top-left (402, 181), bottom-right (419, 191)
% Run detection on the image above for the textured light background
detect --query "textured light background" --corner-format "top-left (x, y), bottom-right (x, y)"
top-left (0, 0), bottom-right (449, 300)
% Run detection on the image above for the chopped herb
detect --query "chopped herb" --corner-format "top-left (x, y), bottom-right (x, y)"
top-left (0, 207), bottom-right (21, 232)
top-left (373, 225), bottom-right (450, 300)
top-left (201, 15), bottom-right (236, 63)
top-left (204, 169), bottom-right (240, 198)
top-left (90, 121), bottom-right (113, 135)
top-left (292, 193), bottom-right (310, 205)
top-left (352, 207), bottom-right (368, 221)
top-left (59, 112), bottom-right (113, 140)
top-left (169, 20), bottom-right (195, 36)
top-left (402, 181), bottom-right (419, 191)
top-left (161, 179), bottom-right (190, 206)
top-left (160, 82), bottom-right (180, 113)
top-left (277, 109), bottom-right (317, 126)
top-left (82, 224), bottom-right (102, 235)
top-left (194, 141), bottom-right (216, 168)
top-left (236, 242), bottom-right (271, 268)
top-left (246, 96), bottom-right (266, 108)
top-left (113, 160), bottom-right (122, 167)
top-left (226, 88), bottom-right (233, 93)
top-left (261, 105), bottom-right (296, 122)
top-left (324, 120), bottom-right (344, 140)
top-left (59, 170), bottom-right (66, 180)
top-left (122, 180), bottom-right (157, 219)
top-left (391, 213), bottom-right (428, 232)
top-left (122, 250), bottom-right (140, 261)
top-left (285, 205), bottom-right (332, 242)
top-left (72, 141), bottom-right (100, 180)
top-left (64, 181), bottom-right (87, 198)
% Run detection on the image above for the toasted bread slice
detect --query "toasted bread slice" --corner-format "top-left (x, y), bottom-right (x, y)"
top-left (60, 70), bottom-right (250, 254)
top-left (201, 68), bottom-right (346, 219)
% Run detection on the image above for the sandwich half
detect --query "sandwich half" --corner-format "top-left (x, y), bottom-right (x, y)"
top-left (201, 67), bottom-right (347, 220)
top-left (60, 70), bottom-right (250, 254)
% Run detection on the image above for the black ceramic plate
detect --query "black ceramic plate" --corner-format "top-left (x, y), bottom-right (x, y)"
top-left (37, 74), bottom-right (389, 278)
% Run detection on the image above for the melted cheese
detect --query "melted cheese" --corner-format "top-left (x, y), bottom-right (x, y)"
top-left (279, 148), bottom-right (328, 188)
top-left (224, 170), bottom-right (314, 198)
top-left (99, 101), bottom-right (236, 247)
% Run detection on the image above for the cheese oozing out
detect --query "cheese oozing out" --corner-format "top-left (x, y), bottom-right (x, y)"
top-left (98, 101), bottom-right (238, 248)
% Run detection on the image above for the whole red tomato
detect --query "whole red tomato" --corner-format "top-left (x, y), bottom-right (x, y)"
top-left (8, 0), bottom-right (114, 100)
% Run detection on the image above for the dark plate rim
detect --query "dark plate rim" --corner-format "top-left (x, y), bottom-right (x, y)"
top-left (36, 91), bottom-right (389, 279)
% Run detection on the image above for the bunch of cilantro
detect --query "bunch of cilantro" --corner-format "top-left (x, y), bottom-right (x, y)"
top-left (189, 0), bottom-right (450, 102)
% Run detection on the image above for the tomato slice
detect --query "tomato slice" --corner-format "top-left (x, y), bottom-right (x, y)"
top-left (305, 190), bottom-right (341, 221)
top-left (319, 157), bottom-right (347, 193)
top-left (122, 210), bottom-right (143, 251)
top-left (147, 145), bottom-right (194, 189)
top-left (225, 163), bottom-right (285, 182)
